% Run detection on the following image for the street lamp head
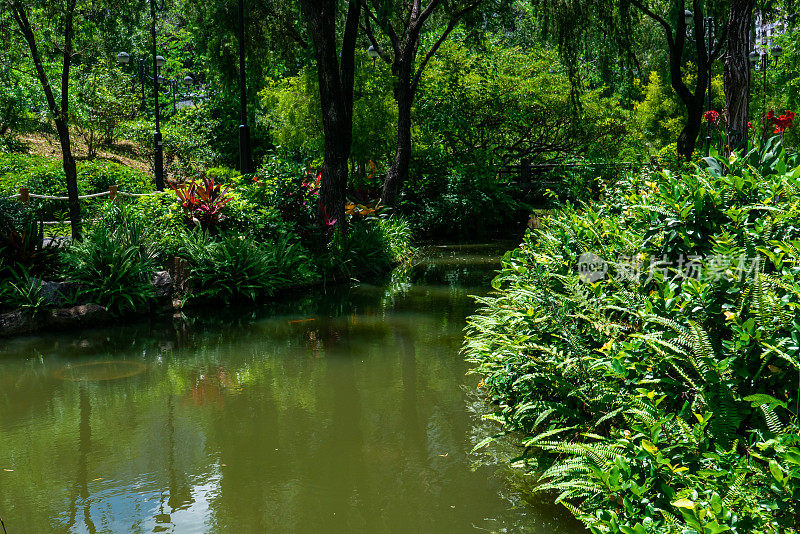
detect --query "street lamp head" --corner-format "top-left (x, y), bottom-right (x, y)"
top-left (183, 75), bottom-right (194, 86)
top-left (749, 50), bottom-right (761, 64)
top-left (771, 45), bottom-right (783, 57)
top-left (116, 51), bottom-right (130, 65)
top-left (684, 10), bottom-right (694, 26)
top-left (367, 45), bottom-right (379, 59)
top-left (155, 55), bottom-right (166, 68)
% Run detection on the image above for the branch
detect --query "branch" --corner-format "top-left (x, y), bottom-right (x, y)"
top-left (411, 0), bottom-right (481, 92)
top-left (629, 0), bottom-right (675, 50)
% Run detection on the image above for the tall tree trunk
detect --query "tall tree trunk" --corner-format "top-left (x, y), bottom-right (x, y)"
top-left (298, 0), bottom-right (360, 228)
top-left (8, 0), bottom-right (81, 239)
top-left (724, 0), bottom-right (753, 151)
top-left (364, 0), bottom-right (481, 207)
top-left (382, 59), bottom-right (414, 207)
top-left (677, 104), bottom-right (704, 158)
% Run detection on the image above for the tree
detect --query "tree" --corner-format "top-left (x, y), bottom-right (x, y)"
top-left (532, 0), bottom-right (732, 160)
top-left (361, 0), bottom-right (483, 206)
top-left (297, 0), bottom-right (361, 227)
top-left (724, 0), bottom-right (754, 150)
top-left (6, 0), bottom-right (82, 238)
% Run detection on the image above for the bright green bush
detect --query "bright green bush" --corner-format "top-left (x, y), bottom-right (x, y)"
top-left (62, 205), bottom-right (157, 315)
top-left (465, 138), bottom-right (800, 533)
top-left (179, 230), bottom-right (317, 303)
top-left (0, 154), bottom-right (153, 221)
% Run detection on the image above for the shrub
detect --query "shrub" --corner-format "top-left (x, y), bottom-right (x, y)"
top-left (404, 168), bottom-right (520, 239)
top-left (0, 266), bottom-right (45, 314)
top-left (465, 138), bottom-right (800, 532)
top-left (171, 175), bottom-right (233, 231)
top-left (179, 230), bottom-right (316, 303)
top-left (0, 197), bottom-right (59, 277)
top-left (62, 205), bottom-right (157, 315)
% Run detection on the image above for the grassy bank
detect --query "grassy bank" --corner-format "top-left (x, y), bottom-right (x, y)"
top-left (1, 162), bottom-right (415, 319)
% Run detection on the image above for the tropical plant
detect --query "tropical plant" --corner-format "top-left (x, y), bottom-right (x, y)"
top-left (179, 230), bottom-right (316, 303)
top-left (0, 197), bottom-right (59, 277)
top-left (62, 205), bottom-right (157, 315)
top-left (172, 175), bottom-right (233, 231)
top-left (0, 266), bottom-right (45, 314)
top-left (465, 137), bottom-right (800, 532)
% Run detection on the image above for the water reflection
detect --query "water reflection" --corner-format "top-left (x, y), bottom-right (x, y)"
top-left (0, 245), bottom-right (583, 533)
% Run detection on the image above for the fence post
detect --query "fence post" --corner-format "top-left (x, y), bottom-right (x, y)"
top-left (19, 187), bottom-right (29, 204)
top-left (521, 159), bottom-right (531, 184)
top-left (109, 185), bottom-right (118, 201)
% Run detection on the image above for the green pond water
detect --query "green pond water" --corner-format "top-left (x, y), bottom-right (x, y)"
top-left (0, 245), bottom-right (583, 533)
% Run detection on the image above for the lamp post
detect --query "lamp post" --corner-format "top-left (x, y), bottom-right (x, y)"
top-left (237, 0), bottom-right (251, 174)
top-left (704, 17), bottom-right (714, 153)
top-left (150, 0), bottom-right (165, 191)
top-left (164, 75), bottom-right (197, 114)
top-left (750, 39), bottom-right (783, 119)
top-left (367, 45), bottom-right (379, 67)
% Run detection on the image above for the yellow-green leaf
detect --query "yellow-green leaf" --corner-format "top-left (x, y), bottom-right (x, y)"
top-left (641, 440), bottom-right (658, 455)
top-left (672, 498), bottom-right (695, 509)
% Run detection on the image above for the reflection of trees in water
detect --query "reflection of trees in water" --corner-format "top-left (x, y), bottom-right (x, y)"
top-left (67, 386), bottom-right (95, 533)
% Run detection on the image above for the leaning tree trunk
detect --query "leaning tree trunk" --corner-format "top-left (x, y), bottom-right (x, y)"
top-left (54, 119), bottom-right (81, 239)
top-left (8, 0), bottom-right (82, 239)
top-left (724, 0), bottom-right (753, 151)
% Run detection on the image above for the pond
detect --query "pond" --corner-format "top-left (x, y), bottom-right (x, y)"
top-left (0, 244), bottom-right (583, 533)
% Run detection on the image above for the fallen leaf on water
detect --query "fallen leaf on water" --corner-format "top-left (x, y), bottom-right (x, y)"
top-left (288, 318), bottom-right (316, 324)
top-left (92, 478), bottom-right (103, 481)
top-left (439, 453), bottom-right (448, 457)
top-left (3, 469), bottom-right (13, 472)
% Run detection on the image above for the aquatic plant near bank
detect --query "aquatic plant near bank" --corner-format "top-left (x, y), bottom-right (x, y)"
top-left (464, 139), bottom-right (800, 532)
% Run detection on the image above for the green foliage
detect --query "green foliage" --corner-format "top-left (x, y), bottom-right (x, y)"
top-left (0, 197), bottom-right (58, 277)
top-left (465, 138), bottom-right (800, 532)
top-left (634, 70), bottom-right (725, 153)
top-left (179, 230), bottom-right (317, 303)
top-left (119, 104), bottom-right (219, 180)
top-left (405, 168), bottom-right (520, 239)
top-left (62, 205), bottom-right (157, 315)
top-left (205, 166), bottom-right (241, 184)
top-left (70, 62), bottom-right (141, 157)
top-left (0, 153), bottom-right (153, 221)
top-left (259, 50), bottom-right (397, 166)
top-left (318, 216), bottom-right (414, 282)
top-left (0, 266), bottom-right (45, 314)
top-left (415, 37), bottom-right (633, 170)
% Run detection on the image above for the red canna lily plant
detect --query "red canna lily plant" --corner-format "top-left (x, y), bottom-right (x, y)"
top-left (172, 175), bottom-right (233, 231)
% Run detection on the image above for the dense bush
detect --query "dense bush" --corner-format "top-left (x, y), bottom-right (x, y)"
top-left (180, 230), bottom-right (317, 302)
top-left (0, 154), bottom-right (153, 221)
top-left (465, 139), bottom-right (800, 533)
top-left (62, 205), bottom-right (157, 315)
top-left (0, 197), bottom-right (58, 278)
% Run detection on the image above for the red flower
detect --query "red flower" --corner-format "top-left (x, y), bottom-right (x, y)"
top-left (768, 109), bottom-right (795, 134)
top-left (748, 122), bottom-right (753, 129)
top-left (703, 110), bottom-right (720, 123)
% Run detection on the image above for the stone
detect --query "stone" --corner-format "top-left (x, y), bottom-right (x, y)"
top-left (47, 304), bottom-right (107, 327)
top-left (36, 279), bottom-right (83, 307)
top-left (0, 310), bottom-right (32, 336)
top-left (151, 271), bottom-right (173, 298)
